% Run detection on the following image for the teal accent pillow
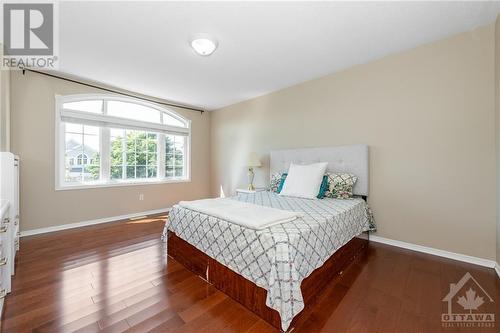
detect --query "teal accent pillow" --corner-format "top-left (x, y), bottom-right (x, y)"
top-left (276, 173), bottom-right (288, 193)
top-left (317, 175), bottom-right (329, 199)
top-left (277, 173), bottom-right (329, 199)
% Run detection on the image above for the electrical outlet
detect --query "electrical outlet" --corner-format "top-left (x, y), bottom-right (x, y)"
top-left (139, 193), bottom-right (144, 201)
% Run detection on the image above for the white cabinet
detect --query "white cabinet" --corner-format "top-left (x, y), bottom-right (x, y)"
top-left (0, 152), bottom-right (20, 295)
top-left (0, 200), bottom-right (10, 316)
top-left (13, 157), bottom-right (19, 254)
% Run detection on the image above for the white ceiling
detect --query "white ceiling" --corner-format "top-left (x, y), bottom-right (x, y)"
top-left (59, 1), bottom-right (500, 110)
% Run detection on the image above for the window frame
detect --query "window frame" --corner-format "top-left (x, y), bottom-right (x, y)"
top-left (55, 94), bottom-right (191, 191)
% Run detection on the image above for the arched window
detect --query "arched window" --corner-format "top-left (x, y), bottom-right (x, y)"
top-left (76, 154), bottom-right (88, 165)
top-left (56, 94), bottom-right (191, 188)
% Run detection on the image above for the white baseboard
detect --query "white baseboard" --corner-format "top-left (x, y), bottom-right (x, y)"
top-left (495, 263), bottom-right (500, 279)
top-left (20, 208), bottom-right (170, 237)
top-left (369, 235), bottom-right (497, 270)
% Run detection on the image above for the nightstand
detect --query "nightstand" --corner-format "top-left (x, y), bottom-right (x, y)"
top-left (236, 188), bottom-right (266, 194)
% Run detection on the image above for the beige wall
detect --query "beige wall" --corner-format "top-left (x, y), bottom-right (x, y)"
top-left (496, 14), bottom-right (500, 264)
top-left (0, 70), bottom-right (10, 152)
top-left (10, 70), bottom-right (211, 231)
top-left (0, 44), bottom-right (10, 152)
top-left (211, 25), bottom-right (496, 260)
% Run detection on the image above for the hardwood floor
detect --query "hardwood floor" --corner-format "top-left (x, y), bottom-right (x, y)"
top-left (2, 216), bottom-right (499, 333)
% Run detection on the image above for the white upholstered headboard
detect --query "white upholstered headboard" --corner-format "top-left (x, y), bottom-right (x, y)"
top-left (270, 145), bottom-right (369, 196)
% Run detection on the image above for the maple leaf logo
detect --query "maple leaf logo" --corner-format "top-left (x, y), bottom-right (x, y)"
top-left (457, 288), bottom-right (484, 313)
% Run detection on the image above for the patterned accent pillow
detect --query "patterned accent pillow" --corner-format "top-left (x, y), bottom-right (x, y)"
top-left (326, 173), bottom-right (358, 199)
top-left (270, 172), bottom-right (284, 193)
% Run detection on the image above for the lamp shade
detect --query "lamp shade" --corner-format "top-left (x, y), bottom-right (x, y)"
top-left (247, 152), bottom-right (261, 167)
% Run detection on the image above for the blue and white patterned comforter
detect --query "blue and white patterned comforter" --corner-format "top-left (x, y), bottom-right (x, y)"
top-left (162, 191), bottom-right (375, 331)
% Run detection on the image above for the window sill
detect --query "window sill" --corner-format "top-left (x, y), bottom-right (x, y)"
top-left (55, 178), bottom-right (191, 191)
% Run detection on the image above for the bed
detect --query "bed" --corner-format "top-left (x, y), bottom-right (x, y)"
top-left (162, 145), bottom-right (374, 332)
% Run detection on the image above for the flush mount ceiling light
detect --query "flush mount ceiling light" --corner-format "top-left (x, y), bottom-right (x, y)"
top-left (190, 33), bottom-right (218, 56)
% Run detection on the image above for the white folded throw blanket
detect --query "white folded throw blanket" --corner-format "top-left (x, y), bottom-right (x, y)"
top-left (178, 198), bottom-right (303, 230)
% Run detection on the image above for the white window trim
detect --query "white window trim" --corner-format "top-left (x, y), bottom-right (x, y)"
top-left (55, 94), bottom-right (192, 191)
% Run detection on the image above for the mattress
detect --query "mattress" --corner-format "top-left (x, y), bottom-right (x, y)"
top-left (162, 191), bottom-right (375, 331)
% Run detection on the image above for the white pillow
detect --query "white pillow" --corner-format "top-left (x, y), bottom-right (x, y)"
top-left (279, 162), bottom-right (328, 199)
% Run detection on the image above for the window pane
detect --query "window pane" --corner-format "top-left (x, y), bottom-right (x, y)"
top-left (107, 101), bottom-right (161, 123)
top-left (147, 153), bottom-right (157, 165)
top-left (174, 139), bottom-right (184, 149)
top-left (166, 166), bottom-right (174, 177)
top-left (66, 132), bottom-right (82, 151)
top-left (84, 134), bottom-right (99, 155)
top-left (64, 123), bottom-right (100, 183)
top-left (126, 166), bottom-right (135, 179)
top-left (165, 135), bottom-right (174, 154)
top-left (84, 165), bottom-right (100, 181)
top-left (175, 154), bottom-right (183, 167)
top-left (148, 142), bottom-right (157, 154)
top-left (126, 152), bottom-right (136, 165)
top-left (63, 100), bottom-right (103, 114)
top-left (136, 152), bottom-right (147, 165)
top-left (136, 132), bottom-right (146, 147)
top-left (166, 154), bottom-right (173, 167)
top-left (84, 125), bottom-right (99, 136)
top-left (110, 166), bottom-right (122, 180)
top-left (136, 166), bottom-right (146, 178)
top-left (163, 112), bottom-right (186, 127)
top-left (164, 134), bottom-right (186, 179)
top-left (147, 133), bottom-right (157, 153)
top-left (110, 133), bottom-right (124, 166)
top-left (65, 123), bottom-right (83, 134)
top-left (65, 133), bottom-right (82, 183)
top-left (147, 166), bottom-right (157, 178)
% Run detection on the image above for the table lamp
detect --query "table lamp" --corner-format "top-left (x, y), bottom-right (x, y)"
top-left (247, 152), bottom-right (261, 190)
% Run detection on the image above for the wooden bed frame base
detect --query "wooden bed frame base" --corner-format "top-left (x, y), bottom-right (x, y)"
top-left (167, 231), bottom-right (368, 332)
